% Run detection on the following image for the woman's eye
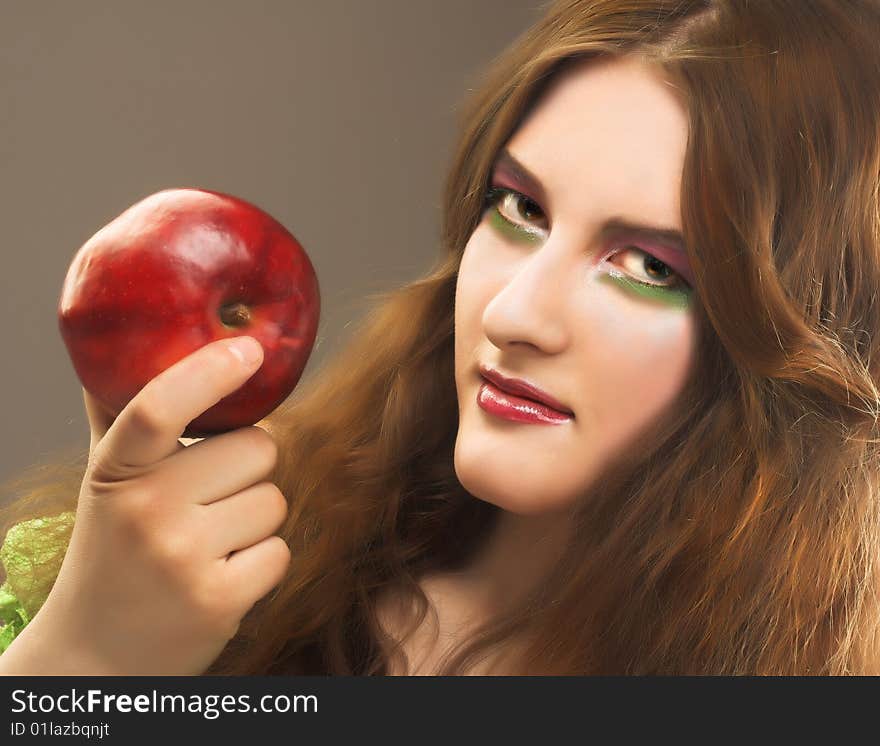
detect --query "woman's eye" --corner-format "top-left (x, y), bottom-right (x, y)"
top-left (483, 186), bottom-right (689, 293)
top-left (484, 186), bottom-right (548, 231)
top-left (608, 247), bottom-right (686, 290)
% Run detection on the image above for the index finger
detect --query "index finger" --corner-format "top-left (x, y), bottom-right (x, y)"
top-left (97, 336), bottom-right (264, 470)
top-left (83, 387), bottom-right (118, 455)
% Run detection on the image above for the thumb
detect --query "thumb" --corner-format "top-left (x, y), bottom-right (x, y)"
top-left (82, 387), bottom-right (191, 459)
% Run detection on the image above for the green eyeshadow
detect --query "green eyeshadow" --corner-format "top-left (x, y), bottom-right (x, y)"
top-left (487, 206), bottom-right (543, 245)
top-left (599, 271), bottom-right (692, 310)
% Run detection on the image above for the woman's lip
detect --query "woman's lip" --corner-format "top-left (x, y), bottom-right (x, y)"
top-left (478, 365), bottom-right (574, 417)
top-left (477, 379), bottom-right (573, 424)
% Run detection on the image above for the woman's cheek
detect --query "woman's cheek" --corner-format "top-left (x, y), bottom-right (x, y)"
top-left (575, 280), bottom-right (695, 404)
top-left (455, 230), bottom-right (498, 352)
top-left (601, 316), bottom-right (696, 422)
top-left (459, 229), bottom-right (510, 311)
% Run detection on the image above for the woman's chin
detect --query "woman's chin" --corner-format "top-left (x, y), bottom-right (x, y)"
top-left (453, 443), bottom-right (580, 517)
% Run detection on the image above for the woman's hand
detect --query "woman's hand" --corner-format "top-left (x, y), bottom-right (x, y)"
top-left (0, 336), bottom-right (291, 675)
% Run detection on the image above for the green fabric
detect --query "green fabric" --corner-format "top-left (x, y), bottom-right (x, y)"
top-left (0, 511), bottom-right (75, 653)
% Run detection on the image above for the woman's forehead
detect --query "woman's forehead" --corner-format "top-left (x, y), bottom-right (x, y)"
top-left (500, 55), bottom-right (688, 240)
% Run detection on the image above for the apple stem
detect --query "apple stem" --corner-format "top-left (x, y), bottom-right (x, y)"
top-left (219, 301), bottom-right (252, 327)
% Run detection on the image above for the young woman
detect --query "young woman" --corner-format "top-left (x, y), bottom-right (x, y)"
top-left (2, 0), bottom-right (880, 675)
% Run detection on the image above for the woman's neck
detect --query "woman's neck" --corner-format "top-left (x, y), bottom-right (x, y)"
top-left (448, 503), bottom-right (575, 619)
top-left (376, 503), bottom-right (575, 675)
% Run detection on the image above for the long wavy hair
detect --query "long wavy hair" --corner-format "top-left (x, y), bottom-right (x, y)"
top-left (3, 0), bottom-right (880, 675)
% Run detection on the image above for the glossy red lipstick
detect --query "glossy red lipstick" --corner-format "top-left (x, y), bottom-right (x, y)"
top-left (477, 366), bottom-right (574, 424)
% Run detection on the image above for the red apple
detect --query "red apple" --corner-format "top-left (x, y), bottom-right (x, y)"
top-left (58, 188), bottom-right (320, 438)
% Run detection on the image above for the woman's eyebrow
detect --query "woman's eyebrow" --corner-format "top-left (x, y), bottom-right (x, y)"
top-left (493, 148), bottom-right (547, 205)
top-left (492, 148), bottom-right (687, 255)
top-left (601, 218), bottom-right (687, 255)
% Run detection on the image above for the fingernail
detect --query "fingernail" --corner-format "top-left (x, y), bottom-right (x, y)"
top-left (227, 336), bottom-right (263, 365)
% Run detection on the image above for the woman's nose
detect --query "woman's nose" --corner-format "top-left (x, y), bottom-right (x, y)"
top-left (481, 238), bottom-right (574, 355)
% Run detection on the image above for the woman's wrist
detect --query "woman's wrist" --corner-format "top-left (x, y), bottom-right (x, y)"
top-left (0, 604), bottom-right (119, 676)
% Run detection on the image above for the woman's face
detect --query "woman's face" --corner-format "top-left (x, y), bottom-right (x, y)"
top-left (454, 54), bottom-right (697, 516)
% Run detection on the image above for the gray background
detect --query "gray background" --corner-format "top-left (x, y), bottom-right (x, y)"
top-left (0, 1), bottom-right (543, 485)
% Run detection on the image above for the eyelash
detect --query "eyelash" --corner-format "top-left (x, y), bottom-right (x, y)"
top-left (482, 185), bottom-right (689, 292)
